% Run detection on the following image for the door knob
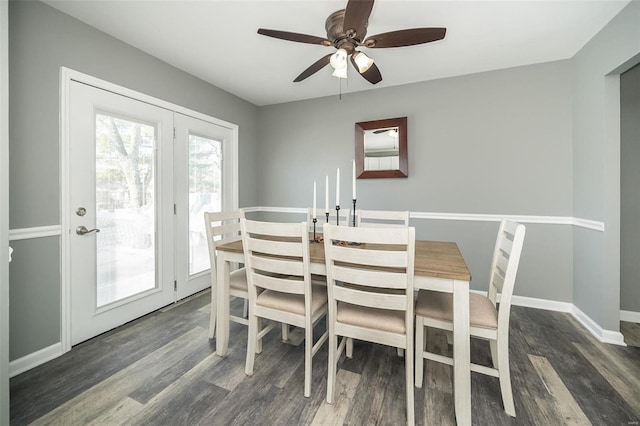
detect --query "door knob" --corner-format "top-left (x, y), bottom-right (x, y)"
top-left (76, 225), bottom-right (100, 235)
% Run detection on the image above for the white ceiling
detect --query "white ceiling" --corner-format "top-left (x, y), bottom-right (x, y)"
top-left (43, 0), bottom-right (630, 106)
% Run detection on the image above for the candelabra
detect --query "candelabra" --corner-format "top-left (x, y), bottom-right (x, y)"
top-left (335, 205), bottom-right (341, 226)
top-left (310, 218), bottom-right (319, 243)
top-left (352, 199), bottom-right (357, 227)
top-left (325, 212), bottom-right (329, 223)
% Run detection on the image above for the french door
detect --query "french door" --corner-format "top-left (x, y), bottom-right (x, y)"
top-left (174, 113), bottom-right (234, 299)
top-left (67, 80), bottom-right (235, 345)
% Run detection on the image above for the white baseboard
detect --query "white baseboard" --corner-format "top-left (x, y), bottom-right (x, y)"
top-left (470, 290), bottom-right (573, 313)
top-left (9, 342), bottom-right (63, 378)
top-left (470, 290), bottom-right (624, 346)
top-left (572, 305), bottom-right (626, 346)
top-left (620, 310), bottom-right (640, 323)
top-left (509, 294), bottom-right (573, 313)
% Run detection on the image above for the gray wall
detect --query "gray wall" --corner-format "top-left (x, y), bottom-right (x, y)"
top-left (572, 0), bottom-right (640, 330)
top-left (256, 61), bottom-right (574, 302)
top-left (621, 63), bottom-right (640, 313)
top-left (8, 1), bottom-right (259, 360)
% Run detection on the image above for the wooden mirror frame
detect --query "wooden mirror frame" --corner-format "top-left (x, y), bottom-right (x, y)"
top-left (355, 116), bottom-right (408, 179)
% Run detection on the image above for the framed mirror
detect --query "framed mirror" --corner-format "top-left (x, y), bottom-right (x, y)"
top-left (355, 116), bottom-right (407, 179)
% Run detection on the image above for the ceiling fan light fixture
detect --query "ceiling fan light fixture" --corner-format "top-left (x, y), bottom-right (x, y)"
top-left (330, 48), bottom-right (348, 70)
top-left (352, 51), bottom-right (374, 73)
top-left (332, 66), bottom-right (348, 79)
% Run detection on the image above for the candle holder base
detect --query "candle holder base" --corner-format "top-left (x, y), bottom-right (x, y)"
top-left (352, 199), bottom-right (357, 227)
top-left (310, 218), bottom-right (319, 243)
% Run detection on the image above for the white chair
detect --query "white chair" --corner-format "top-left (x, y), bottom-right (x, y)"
top-left (241, 219), bottom-right (329, 398)
top-left (323, 223), bottom-right (416, 425)
top-left (204, 209), bottom-right (248, 340)
top-left (356, 209), bottom-right (410, 228)
top-left (415, 219), bottom-right (526, 418)
top-left (354, 209), bottom-right (410, 357)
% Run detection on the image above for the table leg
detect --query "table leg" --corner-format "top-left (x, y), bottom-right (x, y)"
top-left (216, 256), bottom-right (230, 356)
top-left (453, 279), bottom-right (471, 426)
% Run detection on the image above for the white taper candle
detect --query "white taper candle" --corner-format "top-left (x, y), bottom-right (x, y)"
top-left (336, 168), bottom-right (340, 206)
top-left (325, 175), bottom-right (329, 213)
top-left (313, 180), bottom-right (316, 219)
top-left (352, 159), bottom-right (356, 199)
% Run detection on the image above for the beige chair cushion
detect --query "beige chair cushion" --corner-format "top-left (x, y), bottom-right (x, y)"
top-left (229, 268), bottom-right (248, 292)
top-left (257, 284), bottom-right (327, 316)
top-left (336, 302), bottom-right (406, 334)
top-left (415, 290), bottom-right (498, 330)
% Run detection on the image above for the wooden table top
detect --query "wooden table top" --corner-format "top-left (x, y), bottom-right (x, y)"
top-left (216, 237), bottom-right (471, 282)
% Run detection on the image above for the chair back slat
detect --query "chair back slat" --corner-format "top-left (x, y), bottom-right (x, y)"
top-left (498, 235), bottom-right (513, 256)
top-left (247, 219), bottom-right (306, 238)
top-left (210, 222), bottom-right (242, 239)
top-left (324, 223), bottom-right (411, 245)
top-left (333, 286), bottom-right (407, 311)
top-left (356, 209), bottom-right (409, 228)
top-left (251, 272), bottom-right (305, 295)
top-left (331, 245), bottom-right (409, 269)
top-left (248, 238), bottom-right (304, 258)
top-left (249, 255), bottom-right (304, 278)
top-left (332, 265), bottom-right (408, 289)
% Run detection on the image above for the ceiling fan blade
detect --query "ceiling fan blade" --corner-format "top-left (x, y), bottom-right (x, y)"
top-left (364, 28), bottom-right (446, 48)
top-left (343, 0), bottom-right (375, 41)
top-left (258, 29), bottom-right (332, 46)
top-left (294, 54), bottom-right (333, 82)
top-left (350, 56), bottom-right (382, 84)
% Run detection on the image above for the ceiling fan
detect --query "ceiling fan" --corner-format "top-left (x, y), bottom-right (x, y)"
top-left (257, 0), bottom-right (446, 85)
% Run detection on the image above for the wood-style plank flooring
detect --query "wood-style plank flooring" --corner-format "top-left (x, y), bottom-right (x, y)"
top-left (10, 292), bottom-right (640, 425)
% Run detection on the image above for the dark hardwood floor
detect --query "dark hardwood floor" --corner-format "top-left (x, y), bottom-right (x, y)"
top-left (10, 292), bottom-right (640, 425)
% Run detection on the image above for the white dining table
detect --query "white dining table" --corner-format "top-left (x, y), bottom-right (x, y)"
top-left (214, 237), bottom-right (472, 426)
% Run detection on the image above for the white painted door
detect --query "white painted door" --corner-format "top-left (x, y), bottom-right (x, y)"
top-left (69, 81), bottom-right (175, 345)
top-left (174, 113), bottom-right (235, 299)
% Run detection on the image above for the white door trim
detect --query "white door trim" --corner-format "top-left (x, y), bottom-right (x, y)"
top-left (1, 0), bottom-right (11, 421)
top-left (60, 67), bottom-right (238, 352)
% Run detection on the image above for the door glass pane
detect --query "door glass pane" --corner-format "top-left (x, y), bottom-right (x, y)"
top-left (189, 133), bottom-right (222, 275)
top-left (95, 113), bottom-right (156, 307)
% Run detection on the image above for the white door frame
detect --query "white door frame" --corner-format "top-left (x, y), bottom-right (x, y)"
top-left (1, 0), bottom-right (11, 422)
top-left (60, 67), bottom-right (238, 352)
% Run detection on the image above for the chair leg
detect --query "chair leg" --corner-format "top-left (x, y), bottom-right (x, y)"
top-left (346, 337), bottom-right (353, 358)
top-left (282, 323), bottom-right (290, 341)
top-left (489, 339), bottom-right (498, 369)
top-left (256, 317), bottom-right (263, 354)
top-left (497, 338), bottom-right (516, 417)
top-left (245, 313), bottom-right (258, 376)
top-left (397, 347), bottom-right (405, 357)
top-left (406, 334), bottom-right (415, 425)
top-left (304, 324), bottom-right (312, 398)
top-left (327, 332), bottom-right (337, 403)
top-left (208, 288), bottom-right (216, 339)
top-left (243, 298), bottom-right (249, 319)
top-left (415, 316), bottom-right (425, 388)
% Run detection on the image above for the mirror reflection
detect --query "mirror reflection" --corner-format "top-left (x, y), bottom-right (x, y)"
top-left (363, 127), bottom-right (400, 171)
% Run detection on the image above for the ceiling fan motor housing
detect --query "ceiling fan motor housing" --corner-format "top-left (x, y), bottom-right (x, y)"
top-left (326, 9), bottom-right (361, 53)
